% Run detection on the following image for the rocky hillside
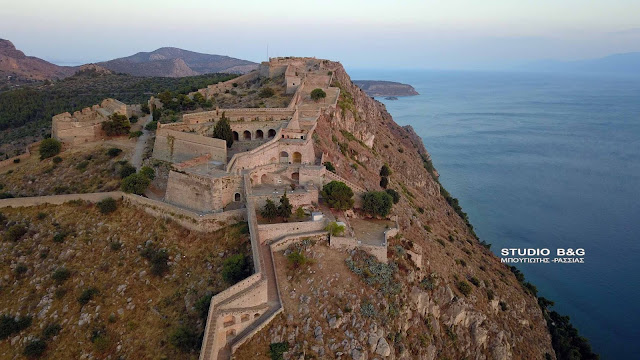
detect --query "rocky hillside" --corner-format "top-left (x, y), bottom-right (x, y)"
top-left (0, 39), bottom-right (75, 82)
top-left (237, 62), bottom-right (556, 359)
top-left (99, 47), bottom-right (258, 77)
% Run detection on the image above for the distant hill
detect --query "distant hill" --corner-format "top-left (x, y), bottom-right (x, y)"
top-left (0, 39), bottom-right (75, 82)
top-left (98, 47), bottom-right (258, 77)
top-left (353, 80), bottom-right (419, 97)
top-left (522, 52), bottom-right (640, 74)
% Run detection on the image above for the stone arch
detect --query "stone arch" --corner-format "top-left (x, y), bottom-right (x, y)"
top-left (268, 129), bottom-right (276, 138)
top-left (243, 130), bottom-right (251, 140)
top-left (254, 313), bottom-right (260, 319)
top-left (256, 129), bottom-right (264, 139)
top-left (292, 152), bottom-right (302, 163)
top-left (226, 329), bottom-right (236, 341)
top-left (291, 172), bottom-right (300, 181)
top-left (279, 151), bottom-right (289, 163)
top-left (270, 157), bottom-right (277, 163)
top-left (232, 131), bottom-right (239, 141)
top-left (240, 314), bottom-right (250, 322)
top-left (261, 174), bottom-right (268, 184)
top-left (234, 193), bottom-right (241, 202)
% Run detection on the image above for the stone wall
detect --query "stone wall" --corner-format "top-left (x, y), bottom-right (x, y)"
top-left (183, 108), bottom-right (295, 125)
top-left (152, 128), bottom-right (227, 164)
top-left (329, 236), bottom-right (388, 263)
top-left (52, 98), bottom-right (129, 145)
top-left (164, 171), bottom-right (244, 213)
top-left (249, 187), bottom-right (318, 210)
top-left (256, 218), bottom-right (327, 243)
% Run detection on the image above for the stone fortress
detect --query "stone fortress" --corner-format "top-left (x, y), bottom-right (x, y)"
top-left (33, 57), bottom-right (401, 360)
top-left (52, 98), bottom-right (140, 145)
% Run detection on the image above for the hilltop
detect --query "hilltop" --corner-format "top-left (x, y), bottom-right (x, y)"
top-left (98, 47), bottom-right (258, 77)
top-left (353, 80), bottom-right (419, 97)
top-left (0, 39), bottom-right (75, 84)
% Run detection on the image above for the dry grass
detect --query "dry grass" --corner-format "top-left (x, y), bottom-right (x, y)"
top-left (0, 201), bottom-right (250, 359)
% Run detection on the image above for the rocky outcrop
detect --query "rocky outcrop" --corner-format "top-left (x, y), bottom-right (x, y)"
top-left (353, 80), bottom-right (419, 97)
top-left (0, 38), bottom-right (75, 81)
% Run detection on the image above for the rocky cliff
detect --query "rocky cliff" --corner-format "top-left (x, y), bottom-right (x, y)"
top-left (237, 62), bottom-right (555, 359)
top-left (0, 39), bottom-right (75, 81)
top-left (353, 80), bottom-right (419, 97)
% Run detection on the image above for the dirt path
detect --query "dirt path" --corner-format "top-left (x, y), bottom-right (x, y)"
top-left (131, 114), bottom-right (152, 169)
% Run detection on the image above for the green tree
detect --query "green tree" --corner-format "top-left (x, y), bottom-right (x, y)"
top-left (278, 192), bottom-right (293, 221)
top-left (213, 114), bottom-right (234, 148)
top-left (380, 164), bottom-right (391, 177)
top-left (362, 191), bottom-right (394, 217)
top-left (310, 88), bottom-right (327, 102)
top-left (380, 176), bottom-right (389, 189)
top-left (139, 166), bottom-right (155, 180)
top-left (97, 197), bottom-right (117, 214)
top-left (321, 181), bottom-right (354, 210)
top-left (101, 113), bottom-right (131, 136)
top-left (121, 173), bottom-right (150, 195)
top-left (261, 199), bottom-right (278, 223)
top-left (140, 103), bottom-right (150, 114)
top-left (39, 138), bottom-right (61, 160)
top-left (192, 92), bottom-right (206, 105)
top-left (323, 161), bottom-right (336, 173)
top-left (325, 221), bottom-right (346, 236)
top-left (385, 189), bottom-right (400, 204)
top-left (222, 254), bottom-right (250, 284)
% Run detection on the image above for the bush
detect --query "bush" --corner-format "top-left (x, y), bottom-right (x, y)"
top-left (286, 251), bottom-right (309, 269)
top-left (78, 287), bottom-right (99, 305)
top-left (129, 115), bottom-right (139, 123)
top-left (323, 161), bottom-right (336, 173)
top-left (52, 156), bottom-right (63, 164)
top-left (129, 130), bottom-right (143, 138)
top-left (52, 268), bottom-right (71, 283)
top-left (109, 241), bottom-right (122, 251)
top-left (139, 166), bottom-right (155, 180)
top-left (385, 189), bottom-right (400, 204)
top-left (259, 87), bottom-right (275, 98)
top-left (294, 206), bottom-right (306, 219)
top-left (121, 173), bottom-right (150, 195)
top-left (457, 281), bottom-right (472, 296)
top-left (310, 88), bottom-right (327, 101)
top-left (325, 221), bottom-right (345, 236)
top-left (76, 160), bottom-right (89, 171)
top-left (380, 164), bottom-right (391, 177)
top-left (269, 342), bottom-right (289, 360)
top-left (97, 197), bottom-right (117, 214)
top-left (170, 326), bottom-right (200, 352)
top-left (321, 181), bottom-right (354, 210)
top-left (23, 338), bottom-right (46, 358)
top-left (42, 323), bottom-right (61, 339)
top-left (106, 148), bottom-right (122, 157)
top-left (119, 163), bottom-right (136, 178)
top-left (379, 176), bottom-right (388, 189)
top-left (13, 158), bottom-right (20, 163)
top-left (469, 276), bottom-right (481, 287)
top-left (362, 191), bottom-right (394, 217)
top-left (222, 254), bottom-right (250, 284)
top-left (39, 138), bottom-right (61, 160)
top-left (101, 113), bottom-right (131, 136)
top-left (140, 244), bottom-right (170, 276)
top-left (145, 121), bottom-right (158, 131)
top-left (14, 263), bottom-right (27, 276)
top-left (0, 315), bottom-right (32, 340)
top-left (4, 224), bottom-right (28, 242)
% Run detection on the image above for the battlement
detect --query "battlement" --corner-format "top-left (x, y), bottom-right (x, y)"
top-left (51, 98), bottom-right (130, 145)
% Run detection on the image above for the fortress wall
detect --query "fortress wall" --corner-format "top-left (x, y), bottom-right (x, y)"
top-left (165, 171), bottom-right (217, 213)
top-left (229, 139), bottom-right (316, 172)
top-left (257, 218), bottom-right (327, 243)
top-left (250, 188), bottom-right (318, 210)
top-left (270, 232), bottom-right (328, 252)
top-left (329, 236), bottom-right (387, 263)
top-left (152, 129), bottom-right (227, 164)
top-left (183, 108), bottom-right (295, 125)
top-left (299, 166), bottom-right (326, 188)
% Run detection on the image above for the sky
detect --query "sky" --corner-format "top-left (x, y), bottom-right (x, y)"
top-left (1, 0), bottom-right (640, 69)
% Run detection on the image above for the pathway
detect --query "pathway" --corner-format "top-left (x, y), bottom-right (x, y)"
top-left (131, 114), bottom-right (152, 169)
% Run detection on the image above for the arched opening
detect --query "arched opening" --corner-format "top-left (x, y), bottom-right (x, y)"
top-left (270, 157), bottom-right (277, 163)
top-left (232, 131), bottom-right (239, 141)
top-left (254, 313), bottom-right (261, 319)
top-left (261, 174), bottom-right (268, 184)
top-left (234, 193), bottom-right (241, 202)
top-left (243, 130), bottom-right (251, 140)
top-left (256, 129), bottom-right (264, 139)
top-left (291, 172), bottom-right (299, 181)
top-left (268, 129), bottom-right (276, 138)
top-left (226, 329), bottom-right (236, 341)
top-left (240, 314), bottom-right (250, 322)
top-left (292, 152), bottom-right (302, 163)
top-left (279, 151), bottom-right (289, 164)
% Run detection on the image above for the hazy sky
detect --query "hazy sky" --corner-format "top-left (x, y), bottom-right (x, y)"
top-left (2, 0), bottom-right (640, 69)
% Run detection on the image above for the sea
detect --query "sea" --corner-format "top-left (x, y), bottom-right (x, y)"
top-left (348, 68), bottom-right (640, 359)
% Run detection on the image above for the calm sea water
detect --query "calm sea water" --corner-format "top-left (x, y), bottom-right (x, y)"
top-left (348, 69), bottom-right (640, 359)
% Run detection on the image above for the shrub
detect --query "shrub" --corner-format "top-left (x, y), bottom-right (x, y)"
top-left (128, 130), bottom-right (143, 138)
top-left (379, 176), bottom-right (388, 189)
top-left (4, 224), bottom-right (28, 242)
top-left (109, 241), bottom-right (122, 251)
top-left (170, 326), bottom-right (200, 352)
top-left (486, 289), bottom-right (495, 301)
top-left (76, 160), bottom-right (89, 171)
top-left (360, 302), bottom-right (376, 318)
top-left (141, 103), bottom-right (150, 114)
top-left (101, 113), bottom-right (131, 136)
top-left (145, 121), bottom-right (158, 131)
top-left (37, 212), bottom-right (47, 220)
top-left (457, 281), bottom-right (472, 296)
top-left (139, 166), bottom-right (155, 180)
top-left (362, 191), bottom-right (394, 217)
top-left (52, 268), bottom-right (71, 283)
top-left (23, 338), bottom-right (46, 358)
top-left (119, 163), bottom-right (136, 178)
top-left (13, 158), bottom-right (20, 164)
top-left (321, 181), bottom-right (354, 210)
top-left (499, 301), bottom-right (508, 311)
top-left (294, 206), bottom-right (306, 219)
top-left (222, 254), bottom-right (250, 284)
top-left (0, 315), bottom-right (32, 340)
top-left (286, 251), bottom-right (309, 269)
top-left (469, 277), bottom-right (480, 286)
top-left (39, 138), bottom-right (61, 160)
top-left (121, 173), bottom-right (150, 195)
top-left (385, 189), bottom-right (400, 204)
top-left (259, 87), bottom-right (275, 98)
top-left (325, 221), bottom-right (345, 236)
top-left (380, 164), bottom-right (391, 177)
top-left (310, 88), bottom-right (327, 101)
top-left (78, 287), bottom-right (99, 305)
top-left (42, 323), bottom-right (61, 339)
top-left (140, 244), bottom-right (170, 276)
top-left (14, 263), bottom-right (27, 276)
top-left (52, 156), bottom-right (62, 164)
top-left (323, 161), bottom-right (336, 173)
top-left (106, 148), bottom-right (122, 157)
top-left (269, 342), bottom-right (289, 360)
top-left (97, 197), bottom-right (117, 214)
